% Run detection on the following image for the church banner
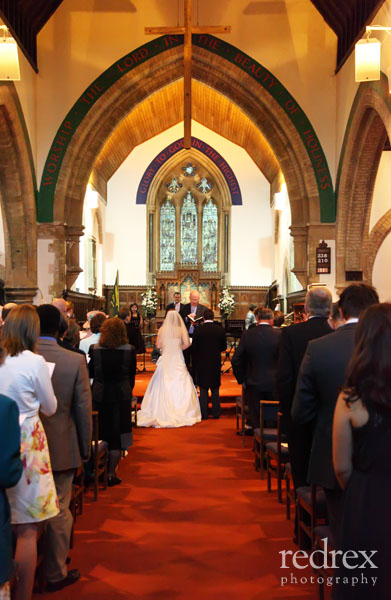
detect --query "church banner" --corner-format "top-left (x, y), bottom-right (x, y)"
top-left (136, 137), bottom-right (242, 205)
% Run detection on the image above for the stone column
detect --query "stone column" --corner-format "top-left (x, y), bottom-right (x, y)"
top-left (289, 224), bottom-right (308, 289)
top-left (65, 225), bottom-right (84, 290)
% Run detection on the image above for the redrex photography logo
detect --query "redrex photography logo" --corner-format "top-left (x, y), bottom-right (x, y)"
top-left (279, 538), bottom-right (378, 589)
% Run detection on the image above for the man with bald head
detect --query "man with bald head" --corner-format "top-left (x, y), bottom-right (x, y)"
top-left (182, 290), bottom-right (208, 371)
top-left (52, 298), bottom-right (68, 316)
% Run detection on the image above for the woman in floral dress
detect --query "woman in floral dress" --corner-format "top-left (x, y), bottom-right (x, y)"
top-left (0, 305), bottom-right (59, 600)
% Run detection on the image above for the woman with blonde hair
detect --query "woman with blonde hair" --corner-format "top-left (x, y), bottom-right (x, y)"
top-left (0, 305), bottom-right (58, 600)
top-left (137, 309), bottom-right (201, 428)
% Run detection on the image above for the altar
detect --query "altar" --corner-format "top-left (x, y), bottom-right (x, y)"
top-left (155, 265), bottom-right (221, 311)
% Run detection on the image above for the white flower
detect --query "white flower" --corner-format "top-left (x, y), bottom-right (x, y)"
top-left (218, 287), bottom-right (235, 317)
top-left (140, 288), bottom-right (159, 316)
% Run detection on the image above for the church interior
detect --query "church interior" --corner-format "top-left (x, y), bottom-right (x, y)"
top-left (1, 0), bottom-right (390, 314)
top-left (1, 0), bottom-right (391, 598)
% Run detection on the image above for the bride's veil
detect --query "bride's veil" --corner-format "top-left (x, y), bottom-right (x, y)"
top-left (158, 309), bottom-right (190, 349)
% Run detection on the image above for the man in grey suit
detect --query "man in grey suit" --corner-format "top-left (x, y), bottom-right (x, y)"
top-left (292, 283), bottom-right (379, 545)
top-left (36, 305), bottom-right (92, 591)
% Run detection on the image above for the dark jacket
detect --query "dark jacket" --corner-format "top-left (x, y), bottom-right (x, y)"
top-left (90, 344), bottom-right (136, 448)
top-left (292, 322), bottom-right (357, 490)
top-left (37, 338), bottom-right (92, 470)
top-left (0, 395), bottom-right (22, 583)
top-left (182, 302), bottom-right (208, 332)
top-left (277, 317), bottom-right (332, 419)
top-left (165, 303), bottom-right (186, 320)
top-left (192, 321), bottom-right (227, 389)
top-left (232, 324), bottom-right (280, 392)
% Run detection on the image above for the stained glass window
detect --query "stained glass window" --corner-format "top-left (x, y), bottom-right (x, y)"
top-left (181, 191), bottom-right (197, 264)
top-left (202, 199), bottom-right (218, 271)
top-left (167, 177), bottom-right (182, 194)
top-left (160, 199), bottom-right (176, 271)
top-left (182, 163), bottom-right (197, 177)
top-left (197, 177), bottom-right (213, 194)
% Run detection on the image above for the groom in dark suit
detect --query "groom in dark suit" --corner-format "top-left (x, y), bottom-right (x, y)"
top-left (192, 309), bottom-right (227, 419)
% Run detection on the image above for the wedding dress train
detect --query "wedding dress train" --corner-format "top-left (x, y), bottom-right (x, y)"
top-left (137, 338), bottom-right (201, 428)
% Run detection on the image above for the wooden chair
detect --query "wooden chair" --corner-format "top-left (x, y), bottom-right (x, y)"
top-left (69, 465), bottom-right (84, 549)
top-left (91, 410), bottom-right (108, 501)
top-left (296, 484), bottom-right (328, 550)
top-left (253, 400), bottom-right (278, 478)
top-left (284, 462), bottom-right (296, 520)
top-left (35, 526), bottom-right (46, 593)
top-left (265, 412), bottom-right (290, 503)
top-left (235, 386), bottom-right (248, 447)
top-left (313, 525), bottom-right (334, 600)
top-left (131, 396), bottom-right (138, 427)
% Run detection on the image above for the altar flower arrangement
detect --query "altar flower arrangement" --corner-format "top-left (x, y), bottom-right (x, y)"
top-left (140, 287), bottom-right (159, 317)
top-left (218, 287), bottom-right (235, 318)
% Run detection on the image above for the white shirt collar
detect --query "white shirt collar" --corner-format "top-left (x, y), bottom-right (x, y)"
top-left (344, 317), bottom-right (359, 325)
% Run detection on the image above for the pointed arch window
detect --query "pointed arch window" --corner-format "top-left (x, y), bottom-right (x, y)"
top-left (202, 199), bottom-right (218, 271)
top-left (181, 191), bottom-right (197, 264)
top-left (160, 199), bottom-right (176, 271)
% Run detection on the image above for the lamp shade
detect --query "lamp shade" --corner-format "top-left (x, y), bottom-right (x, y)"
top-left (355, 38), bottom-right (380, 82)
top-left (0, 37), bottom-right (20, 81)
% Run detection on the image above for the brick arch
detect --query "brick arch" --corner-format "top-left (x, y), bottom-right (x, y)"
top-left (0, 83), bottom-right (37, 302)
top-left (362, 209), bottom-right (391, 283)
top-left (40, 37), bottom-right (335, 289)
top-left (336, 76), bottom-right (391, 287)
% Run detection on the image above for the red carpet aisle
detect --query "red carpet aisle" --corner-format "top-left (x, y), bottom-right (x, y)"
top-left (38, 417), bottom-right (314, 600)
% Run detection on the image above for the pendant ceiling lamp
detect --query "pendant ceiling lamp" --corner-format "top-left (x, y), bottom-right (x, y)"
top-left (0, 25), bottom-right (20, 81)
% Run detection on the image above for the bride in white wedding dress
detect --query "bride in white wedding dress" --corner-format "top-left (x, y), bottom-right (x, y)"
top-left (137, 309), bottom-right (202, 428)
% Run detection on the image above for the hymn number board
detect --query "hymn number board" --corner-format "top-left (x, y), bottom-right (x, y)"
top-left (316, 241), bottom-right (331, 274)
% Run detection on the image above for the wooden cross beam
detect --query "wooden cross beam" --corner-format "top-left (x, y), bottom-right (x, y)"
top-left (145, 0), bottom-right (230, 149)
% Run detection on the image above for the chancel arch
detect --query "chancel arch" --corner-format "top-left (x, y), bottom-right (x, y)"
top-left (336, 76), bottom-right (391, 289)
top-left (38, 35), bottom-right (336, 294)
top-left (0, 82), bottom-right (37, 302)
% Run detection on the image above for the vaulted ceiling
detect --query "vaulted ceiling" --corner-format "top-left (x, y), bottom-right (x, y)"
top-left (0, 1), bottom-right (386, 73)
top-left (93, 79), bottom-right (281, 185)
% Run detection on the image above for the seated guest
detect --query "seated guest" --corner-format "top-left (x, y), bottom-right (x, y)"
top-left (245, 304), bottom-right (257, 329)
top-left (0, 305), bottom-right (59, 600)
top-left (333, 303), bottom-right (391, 598)
top-left (0, 391), bottom-right (23, 600)
top-left (36, 304), bottom-right (92, 591)
top-left (89, 318), bottom-right (136, 486)
top-left (80, 312), bottom-right (106, 359)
